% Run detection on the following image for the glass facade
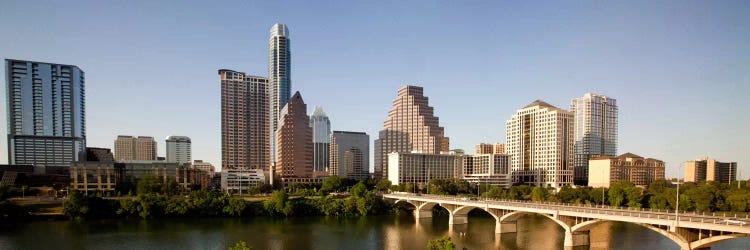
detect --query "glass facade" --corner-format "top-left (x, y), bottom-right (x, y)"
top-left (309, 106), bottom-right (331, 172)
top-left (6, 59), bottom-right (86, 166)
top-left (570, 93), bottom-right (618, 186)
top-left (269, 23), bottom-right (291, 165)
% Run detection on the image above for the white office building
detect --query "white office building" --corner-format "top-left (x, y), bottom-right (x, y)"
top-left (506, 100), bottom-right (574, 188)
top-left (463, 154), bottom-right (511, 187)
top-left (387, 152), bottom-right (463, 187)
top-left (166, 135), bottom-right (192, 164)
top-left (220, 168), bottom-right (266, 194)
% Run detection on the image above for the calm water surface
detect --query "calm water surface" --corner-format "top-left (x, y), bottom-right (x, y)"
top-left (1, 212), bottom-right (747, 249)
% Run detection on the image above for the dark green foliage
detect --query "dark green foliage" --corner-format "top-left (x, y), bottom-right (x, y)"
top-left (375, 179), bottom-right (392, 192)
top-left (319, 176), bottom-right (345, 195)
top-left (63, 191), bottom-right (118, 220)
top-left (351, 182), bottom-right (367, 198)
top-left (427, 236), bottom-right (456, 250)
top-left (427, 179), bottom-right (472, 195)
top-left (228, 241), bottom-right (252, 250)
top-left (531, 187), bottom-right (548, 201)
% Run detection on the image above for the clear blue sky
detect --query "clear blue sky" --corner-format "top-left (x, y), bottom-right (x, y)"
top-left (1, 1), bottom-right (748, 178)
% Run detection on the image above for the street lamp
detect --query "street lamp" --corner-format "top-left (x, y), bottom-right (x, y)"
top-left (675, 163), bottom-right (684, 224)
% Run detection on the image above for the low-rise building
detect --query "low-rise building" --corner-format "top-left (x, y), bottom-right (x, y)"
top-left (588, 153), bottom-right (665, 188)
top-left (69, 161), bottom-right (212, 193)
top-left (387, 151), bottom-right (463, 187)
top-left (220, 168), bottom-right (266, 194)
top-left (685, 157), bottom-right (737, 184)
top-left (192, 160), bottom-right (216, 178)
top-left (463, 154), bottom-right (511, 187)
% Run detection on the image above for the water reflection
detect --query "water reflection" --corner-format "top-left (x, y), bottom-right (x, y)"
top-left (0, 214), bottom-right (748, 249)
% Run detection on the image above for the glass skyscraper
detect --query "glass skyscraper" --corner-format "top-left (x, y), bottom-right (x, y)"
top-left (269, 23), bottom-right (291, 166)
top-left (570, 93), bottom-right (618, 186)
top-left (309, 106), bottom-right (331, 172)
top-left (5, 59), bottom-right (86, 166)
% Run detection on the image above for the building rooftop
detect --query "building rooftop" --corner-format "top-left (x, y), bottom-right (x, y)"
top-left (311, 106), bottom-right (327, 117)
top-left (523, 99), bottom-right (560, 110)
top-left (333, 131), bottom-right (368, 135)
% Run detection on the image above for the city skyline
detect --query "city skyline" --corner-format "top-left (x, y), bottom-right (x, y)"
top-left (1, 1), bottom-right (748, 177)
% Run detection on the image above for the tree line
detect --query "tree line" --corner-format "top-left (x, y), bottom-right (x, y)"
top-left (388, 178), bottom-right (750, 213)
top-left (62, 175), bottom-right (393, 220)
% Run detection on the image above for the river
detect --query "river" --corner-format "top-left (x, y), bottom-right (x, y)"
top-left (0, 212), bottom-right (747, 249)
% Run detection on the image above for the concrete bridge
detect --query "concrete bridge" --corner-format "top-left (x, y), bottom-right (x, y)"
top-left (383, 193), bottom-right (750, 250)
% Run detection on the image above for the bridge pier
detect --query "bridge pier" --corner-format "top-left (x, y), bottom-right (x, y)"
top-left (496, 221), bottom-right (517, 234)
top-left (414, 209), bottom-right (432, 219)
top-left (449, 213), bottom-right (468, 225)
top-left (564, 230), bottom-right (590, 248)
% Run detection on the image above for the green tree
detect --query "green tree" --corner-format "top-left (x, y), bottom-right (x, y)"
top-left (264, 191), bottom-right (294, 216)
top-left (223, 197), bottom-right (247, 216)
top-left (165, 197), bottom-right (190, 216)
top-left (590, 188), bottom-right (607, 205)
top-left (726, 189), bottom-right (750, 212)
top-left (63, 191), bottom-right (90, 220)
top-left (228, 241), bottom-right (252, 250)
top-left (137, 175), bottom-right (163, 195)
top-left (320, 176), bottom-right (344, 195)
top-left (427, 236), bottom-right (456, 250)
top-left (375, 179), bottom-right (392, 192)
top-left (485, 186), bottom-right (503, 199)
top-left (351, 182), bottom-right (367, 198)
top-left (608, 180), bottom-right (634, 207)
top-left (624, 186), bottom-right (643, 208)
top-left (531, 187), bottom-right (547, 202)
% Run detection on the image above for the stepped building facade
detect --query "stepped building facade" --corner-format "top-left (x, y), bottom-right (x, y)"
top-left (374, 85), bottom-right (449, 180)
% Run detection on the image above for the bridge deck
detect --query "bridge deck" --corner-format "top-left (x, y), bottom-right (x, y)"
top-left (384, 193), bottom-right (750, 234)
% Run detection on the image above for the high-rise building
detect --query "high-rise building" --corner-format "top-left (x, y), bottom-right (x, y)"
top-left (387, 152), bottom-right (463, 186)
top-left (166, 136), bottom-right (191, 164)
top-left (114, 136), bottom-right (156, 161)
top-left (685, 157), bottom-right (737, 184)
top-left (269, 23), bottom-right (292, 167)
top-left (588, 153), bottom-right (664, 188)
top-left (276, 92), bottom-right (312, 178)
top-left (310, 106), bottom-right (331, 172)
top-left (330, 131), bottom-right (369, 180)
top-left (218, 69), bottom-right (269, 170)
top-left (5, 59), bottom-right (86, 167)
top-left (506, 100), bottom-right (574, 188)
top-left (571, 93), bottom-right (618, 186)
top-left (374, 85), bottom-right (449, 179)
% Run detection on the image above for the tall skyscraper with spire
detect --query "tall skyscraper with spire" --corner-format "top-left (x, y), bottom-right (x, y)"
top-left (269, 23), bottom-right (292, 168)
top-left (570, 93), bottom-right (618, 186)
top-left (310, 106), bottom-right (331, 172)
top-left (374, 85), bottom-right (450, 179)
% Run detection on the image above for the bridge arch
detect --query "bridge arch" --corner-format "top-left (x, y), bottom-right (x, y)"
top-left (500, 211), bottom-right (570, 232)
top-left (393, 199), bottom-right (416, 209)
top-left (452, 206), bottom-right (500, 221)
top-left (571, 219), bottom-right (690, 249)
top-left (690, 234), bottom-right (750, 249)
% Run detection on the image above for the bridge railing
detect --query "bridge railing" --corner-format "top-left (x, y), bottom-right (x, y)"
top-left (386, 193), bottom-right (750, 227)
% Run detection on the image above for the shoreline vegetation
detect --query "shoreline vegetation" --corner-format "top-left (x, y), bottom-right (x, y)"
top-left (3, 176), bottom-right (750, 223)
